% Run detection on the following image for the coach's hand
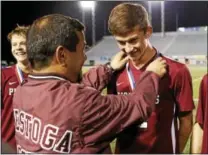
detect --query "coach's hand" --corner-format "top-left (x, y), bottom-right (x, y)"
top-left (146, 57), bottom-right (167, 78)
top-left (110, 51), bottom-right (129, 71)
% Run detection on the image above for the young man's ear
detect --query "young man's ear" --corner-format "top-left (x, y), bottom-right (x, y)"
top-left (55, 46), bottom-right (66, 66)
top-left (145, 26), bottom-right (153, 38)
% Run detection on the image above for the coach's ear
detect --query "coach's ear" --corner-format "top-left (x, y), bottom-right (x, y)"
top-left (145, 26), bottom-right (153, 39)
top-left (55, 45), bottom-right (67, 66)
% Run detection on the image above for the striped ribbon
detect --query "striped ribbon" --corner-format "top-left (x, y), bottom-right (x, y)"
top-left (126, 52), bottom-right (161, 128)
top-left (126, 52), bottom-right (161, 90)
top-left (15, 64), bottom-right (24, 84)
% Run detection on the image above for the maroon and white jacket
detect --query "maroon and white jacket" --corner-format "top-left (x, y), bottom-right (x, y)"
top-left (13, 64), bottom-right (159, 154)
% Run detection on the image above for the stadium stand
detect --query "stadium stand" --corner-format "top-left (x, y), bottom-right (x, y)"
top-left (85, 27), bottom-right (207, 65)
top-left (1, 60), bottom-right (8, 68)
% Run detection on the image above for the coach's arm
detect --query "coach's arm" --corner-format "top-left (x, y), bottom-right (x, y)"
top-left (81, 51), bottom-right (128, 91)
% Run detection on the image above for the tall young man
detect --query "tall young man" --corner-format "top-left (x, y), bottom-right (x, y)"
top-left (107, 3), bottom-right (195, 153)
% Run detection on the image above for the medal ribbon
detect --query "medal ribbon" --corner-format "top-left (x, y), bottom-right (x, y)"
top-left (15, 64), bottom-right (24, 84)
top-left (126, 52), bottom-right (160, 128)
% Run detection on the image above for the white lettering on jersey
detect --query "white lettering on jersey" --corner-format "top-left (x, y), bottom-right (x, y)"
top-left (13, 109), bottom-right (73, 153)
top-left (17, 145), bottom-right (32, 153)
top-left (53, 130), bottom-right (73, 153)
top-left (13, 109), bottom-right (20, 133)
top-left (117, 93), bottom-right (160, 129)
top-left (118, 92), bottom-right (160, 105)
top-left (156, 95), bottom-right (160, 104)
top-left (139, 122), bottom-right (148, 128)
top-left (19, 111), bottom-right (25, 135)
top-left (24, 112), bottom-right (33, 140)
top-left (31, 117), bottom-right (41, 144)
top-left (9, 88), bottom-right (16, 95)
top-left (117, 92), bottom-right (131, 95)
top-left (40, 124), bottom-right (59, 150)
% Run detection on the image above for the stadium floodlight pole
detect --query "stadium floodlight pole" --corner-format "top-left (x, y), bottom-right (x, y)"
top-left (176, 12), bottom-right (178, 30)
top-left (104, 19), bottom-right (106, 36)
top-left (80, 1), bottom-right (96, 46)
top-left (82, 9), bottom-right (85, 26)
top-left (148, 1), bottom-right (163, 30)
top-left (92, 5), bottom-right (96, 46)
top-left (148, 1), bottom-right (152, 25)
top-left (161, 1), bottom-right (165, 37)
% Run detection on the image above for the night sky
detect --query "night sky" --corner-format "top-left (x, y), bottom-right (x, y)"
top-left (1, 1), bottom-right (208, 62)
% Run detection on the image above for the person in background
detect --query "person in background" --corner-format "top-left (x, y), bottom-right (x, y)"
top-left (1, 25), bottom-right (31, 153)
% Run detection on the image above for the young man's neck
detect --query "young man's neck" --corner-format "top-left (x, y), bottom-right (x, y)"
top-left (131, 46), bottom-right (156, 69)
top-left (17, 61), bottom-right (31, 74)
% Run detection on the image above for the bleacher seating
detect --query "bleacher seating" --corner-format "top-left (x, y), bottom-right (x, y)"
top-left (85, 29), bottom-right (207, 65)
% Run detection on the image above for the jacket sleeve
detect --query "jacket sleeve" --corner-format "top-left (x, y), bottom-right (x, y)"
top-left (81, 65), bottom-right (113, 91)
top-left (79, 71), bottom-right (159, 145)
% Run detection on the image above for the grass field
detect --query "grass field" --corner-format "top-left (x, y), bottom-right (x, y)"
top-left (82, 64), bottom-right (207, 153)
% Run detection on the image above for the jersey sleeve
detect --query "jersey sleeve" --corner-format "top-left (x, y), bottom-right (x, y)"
top-left (173, 65), bottom-right (195, 112)
top-left (81, 65), bottom-right (113, 92)
top-left (80, 71), bottom-right (159, 145)
top-left (196, 74), bottom-right (207, 127)
top-left (1, 69), bottom-right (6, 109)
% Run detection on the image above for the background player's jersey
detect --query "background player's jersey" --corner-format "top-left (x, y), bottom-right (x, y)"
top-left (1, 65), bottom-right (27, 149)
top-left (196, 74), bottom-right (208, 153)
top-left (108, 53), bottom-right (195, 153)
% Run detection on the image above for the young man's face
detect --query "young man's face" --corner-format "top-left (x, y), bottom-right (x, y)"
top-left (114, 25), bottom-right (152, 62)
top-left (11, 34), bottom-right (27, 63)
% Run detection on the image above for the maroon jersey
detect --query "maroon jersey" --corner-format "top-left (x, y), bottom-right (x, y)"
top-left (1, 65), bottom-right (27, 150)
top-left (196, 74), bottom-right (208, 153)
top-left (108, 53), bottom-right (195, 154)
top-left (13, 65), bottom-right (160, 154)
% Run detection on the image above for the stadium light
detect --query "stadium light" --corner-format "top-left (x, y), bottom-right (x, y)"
top-left (148, 2), bottom-right (152, 25)
top-left (147, 1), bottom-right (165, 37)
top-left (80, 1), bottom-right (96, 46)
top-left (161, 1), bottom-right (165, 37)
top-left (80, 1), bottom-right (95, 9)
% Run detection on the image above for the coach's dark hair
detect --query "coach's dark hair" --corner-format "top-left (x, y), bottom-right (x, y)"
top-left (27, 14), bottom-right (85, 70)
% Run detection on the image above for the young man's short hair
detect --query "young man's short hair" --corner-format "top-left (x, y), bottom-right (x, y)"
top-left (108, 3), bottom-right (150, 35)
top-left (7, 25), bottom-right (30, 42)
